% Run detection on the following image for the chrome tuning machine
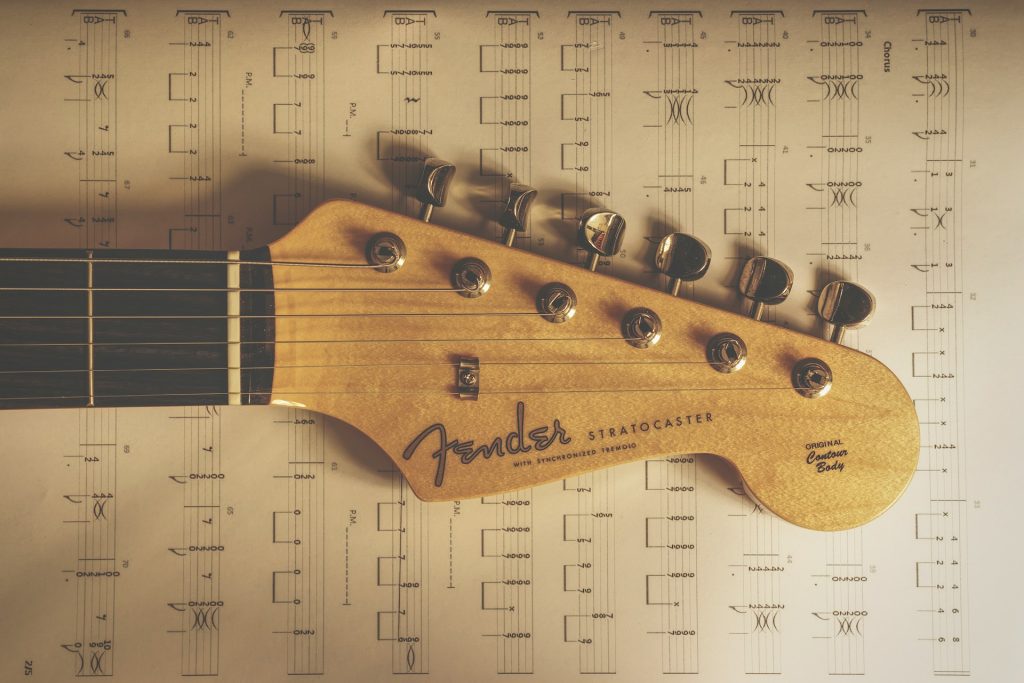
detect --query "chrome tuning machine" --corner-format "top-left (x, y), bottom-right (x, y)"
top-left (499, 183), bottom-right (537, 247)
top-left (789, 279), bottom-right (871, 400)
top-left (738, 256), bottom-right (793, 321)
top-left (577, 208), bottom-right (626, 271)
top-left (414, 157), bottom-right (456, 222)
top-left (654, 232), bottom-right (711, 296)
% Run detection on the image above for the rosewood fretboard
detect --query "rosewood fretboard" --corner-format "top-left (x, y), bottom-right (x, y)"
top-left (0, 247), bottom-right (274, 408)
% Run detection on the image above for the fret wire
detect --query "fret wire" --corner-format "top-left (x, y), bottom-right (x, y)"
top-left (226, 250), bottom-right (241, 406)
top-left (86, 251), bottom-right (95, 407)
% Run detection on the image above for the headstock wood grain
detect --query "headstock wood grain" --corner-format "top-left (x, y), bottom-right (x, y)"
top-left (266, 199), bottom-right (919, 532)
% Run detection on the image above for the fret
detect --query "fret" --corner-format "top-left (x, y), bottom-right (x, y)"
top-left (0, 247), bottom-right (275, 409)
top-left (86, 250), bottom-right (94, 407)
top-left (239, 247), bottom-right (275, 405)
top-left (227, 251), bottom-right (241, 405)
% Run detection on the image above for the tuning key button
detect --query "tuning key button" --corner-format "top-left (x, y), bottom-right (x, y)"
top-left (415, 157), bottom-right (456, 222)
top-left (738, 256), bottom-right (794, 320)
top-left (622, 308), bottom-right (662, 349)
top-left (654, 232), bottom-right (712, 296)
top-left (578, 208), bottom-right (626, 271)
top-left (500, 183), bottom-right (538, 247)
top-left (817, 280), bottom-right (875, 344)
top-left (366, 232), bottom-right (407, 273)
top-left (536, 282), bottom-right (577, 323)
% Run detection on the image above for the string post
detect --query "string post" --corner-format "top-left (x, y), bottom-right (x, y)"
top-left (366, 232), bottom-right (407, 273)
top-left (536, 282), bottom-right (578, 324)
top-left (622, 308), bottom-right (662, 349)
top-left (792, 357), bottom-right (833, 399)
top-left (706, 332), bottom-right (748, 373)
top-left (451, 258), bottom-right (492, 298)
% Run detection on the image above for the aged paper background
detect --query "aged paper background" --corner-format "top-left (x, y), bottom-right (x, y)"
top-left (0, 1), bottom-right (1021, 681)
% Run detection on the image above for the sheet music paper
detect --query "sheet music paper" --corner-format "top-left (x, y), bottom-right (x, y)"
top-left (0, 1), bottom-right (1021, 680)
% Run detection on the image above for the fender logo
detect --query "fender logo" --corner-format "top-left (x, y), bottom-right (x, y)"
top-left (402, 402), bottom-right (571, 487)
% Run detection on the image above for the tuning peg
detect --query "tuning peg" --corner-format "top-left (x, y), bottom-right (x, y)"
top-left (499, 183), bottom-right (537, 247)
top-left (738, 256), bottom-right (794, 321)
top-left (654, 232), bottom-right (711, 296)
top-left (577, 208), bottom-right (626, 271)
top-left (817, 280), bottom-right (875, 344)
top-left (414, 157), bottom-right (456, 222)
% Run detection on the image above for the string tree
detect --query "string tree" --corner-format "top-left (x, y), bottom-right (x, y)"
top-left (577, 208), bottom-right (626, 271)
top-left (653, 232), bottom-right (711, 296)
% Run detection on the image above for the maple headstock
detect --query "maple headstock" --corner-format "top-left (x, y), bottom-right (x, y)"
top-left (264, 199), bottom-right (918, 531)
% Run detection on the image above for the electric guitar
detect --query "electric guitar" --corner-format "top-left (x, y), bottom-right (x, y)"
top-left (0, 159), bottom-right (918, 531)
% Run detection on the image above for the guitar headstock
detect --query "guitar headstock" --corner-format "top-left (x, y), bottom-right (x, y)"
top-left (262, 161), bottom-right (918, 531)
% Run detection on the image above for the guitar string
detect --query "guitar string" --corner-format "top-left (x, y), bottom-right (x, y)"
top-left (0, 259), bottom-right (669, 321)
top-left (0, 256), bottom-right (384, 270)
top-left (0, 336), bottom-right (633, 347)
top-left (0, 311), bottom-right (559, 320)
top-left (0, 358), bottom-right (734, 375)
top-left (0, 260), bottom-right (758, 378)
top-left (0, 386), bottom-right (796, 403)
top-left (0, 286), bottom-right (468, 293)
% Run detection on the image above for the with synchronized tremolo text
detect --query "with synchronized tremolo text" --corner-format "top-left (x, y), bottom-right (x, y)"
top-left (0, 157), bottom-right (918, 531)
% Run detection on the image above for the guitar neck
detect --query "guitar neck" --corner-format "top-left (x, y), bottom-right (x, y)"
top-left (0, 198), bottom-right (921, 530)
top-left (0, 247), bottom-right (275, 408)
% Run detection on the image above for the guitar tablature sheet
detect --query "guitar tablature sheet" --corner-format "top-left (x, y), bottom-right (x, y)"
top-left (0, 1), bottom-right (1020, 681)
